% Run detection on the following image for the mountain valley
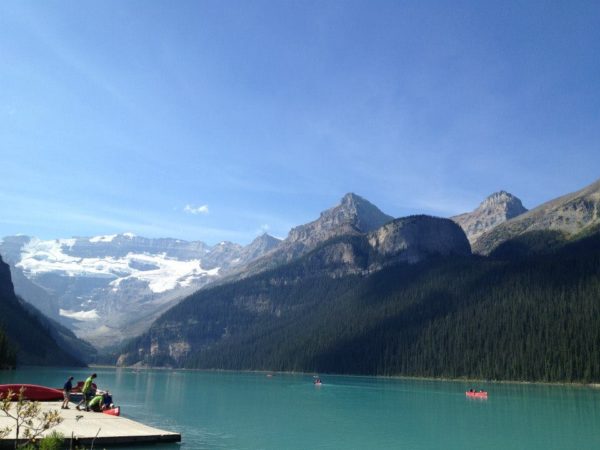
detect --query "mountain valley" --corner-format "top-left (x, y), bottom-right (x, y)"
top-left (0, 233), bottom-right (281, 348)
top-left (2, 178), bottom-right (600, 381)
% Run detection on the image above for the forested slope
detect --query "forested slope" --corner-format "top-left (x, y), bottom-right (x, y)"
top-left (116, 229), bottom-right (600, 383)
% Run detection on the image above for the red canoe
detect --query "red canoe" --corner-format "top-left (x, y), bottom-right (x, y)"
top-left (466, 390), bottom-right (488, 399)
top-left (0, 384), bottom-right (63, 401)
top-left (102, 406), bottom-right (121, 416)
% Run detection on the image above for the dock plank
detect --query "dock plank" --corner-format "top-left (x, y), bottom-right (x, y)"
top-left (0, 401), bottom-right (180, 447)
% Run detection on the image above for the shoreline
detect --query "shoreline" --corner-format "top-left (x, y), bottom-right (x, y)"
top-left (8, 363), bottom-right (593, 389)
top-left (85, 364), bottom-right (600, 389)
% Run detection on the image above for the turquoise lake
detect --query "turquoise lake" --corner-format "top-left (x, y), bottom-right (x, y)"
top-left (2, 367), bottom-right (600, 449)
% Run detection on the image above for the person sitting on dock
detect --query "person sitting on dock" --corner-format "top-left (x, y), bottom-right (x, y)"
top-left (61, 376), bottom-right (74, 409)
top-left (76, 373), bottom-right (97, 411)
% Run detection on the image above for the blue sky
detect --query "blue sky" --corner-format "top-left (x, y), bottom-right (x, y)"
top-left (1, 0), bottom-right (599, 245)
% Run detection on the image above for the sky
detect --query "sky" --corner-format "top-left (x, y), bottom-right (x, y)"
top-left (1, 0), bottom-right (599, 245)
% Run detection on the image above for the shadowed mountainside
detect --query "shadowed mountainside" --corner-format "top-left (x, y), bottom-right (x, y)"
top-left (0, 254), bottom-right (88, 366)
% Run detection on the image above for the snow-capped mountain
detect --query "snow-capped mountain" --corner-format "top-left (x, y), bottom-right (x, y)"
top-left (0, 232), bottom-right (281, 348)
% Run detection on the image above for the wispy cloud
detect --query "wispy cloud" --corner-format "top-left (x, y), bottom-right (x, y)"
top-left (184, 204), bottom-right (209, 215)
top-left (256, 224), bottom-right (270, 235)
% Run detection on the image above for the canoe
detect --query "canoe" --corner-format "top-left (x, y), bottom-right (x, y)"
top-left (0, 384), bottom-right (63, 401)
top-left (466, 391), bottom-right (488, 399)
top-left (102, 406), bottom-right (121, 416)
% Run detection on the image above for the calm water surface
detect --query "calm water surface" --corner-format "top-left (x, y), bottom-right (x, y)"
top-left (2, 367), bottom-right (600, 449)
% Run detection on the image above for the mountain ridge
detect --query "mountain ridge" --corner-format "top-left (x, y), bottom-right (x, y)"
top-left (111, 223), bottom-right (600, 382)
top-left (473, 178), bottom-right (600, 254)
top-left (230, 193), bottom-right (395, 278)
top-left (5, 180), bottom-right (600, 356)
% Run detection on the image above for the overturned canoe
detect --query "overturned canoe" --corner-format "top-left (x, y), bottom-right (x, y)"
top-left (0, 384), bottom-right (63, 401)
top-left (103, 406), bottom-right (121, 416)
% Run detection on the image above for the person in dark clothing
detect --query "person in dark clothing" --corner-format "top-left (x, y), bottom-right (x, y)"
top-left (62, 376), bottom-right (74, 409)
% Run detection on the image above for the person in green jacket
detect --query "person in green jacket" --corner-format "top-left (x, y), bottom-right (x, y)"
top-left (88, 393), bottom-right (105, 412)
top-left (76, 373), bottom-right (97, 411)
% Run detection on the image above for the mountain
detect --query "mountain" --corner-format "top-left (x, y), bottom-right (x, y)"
top-left (0, 194), bottom-right (388, 349)
top-left (237, 233), bottom-right (282, 264)
top-left (473, 178), bottom-right (600, 255)
top-left (288, 193), bottom-right (395, 246)
top-left (0, 232), bottom-right (281, 348)
top-left (266, 215), bottom-right (470, 278)
top-left (452, 191), bottom-right (527, 245)
top-left (114, 214), bottom-right (470, 367)
top-left (0, 254), bottom-right (86, 367)
top-left (113, 224), bottom-right (600, 383)
top-left (236, 193), bottom-right (394, 277)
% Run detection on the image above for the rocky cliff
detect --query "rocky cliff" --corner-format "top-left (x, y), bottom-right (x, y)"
top-left (297, 215), bottom-right (471, 277)
top-left (368, 215), bottom-right (471, 264)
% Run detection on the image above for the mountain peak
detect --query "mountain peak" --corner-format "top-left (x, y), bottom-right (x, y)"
top-left (252, 232), bottom-right (279, 242)
top-left (288, 194), bottom-right (393, 246)
top-left (236, 233), bottom-right (282, 265)
top-left (231, 195), bottom-right (394, 278)
top-left (322, 193), bottom-right (394, 231)
top-left (340, 192), bottom-right (365, 207)
top-left (452, 191), bottom-right (527, 244)
top-left (480, 191), bottom-right (527, 217)
top-left (247, 233), bottom-right (281, 250)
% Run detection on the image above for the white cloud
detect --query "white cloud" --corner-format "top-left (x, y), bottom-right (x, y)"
top-left (257, 224), bottom-right (270, 234)
top-left (184, 204), bottom-right (209, 215)
top-left (59, 308), bottom-right (100, 322)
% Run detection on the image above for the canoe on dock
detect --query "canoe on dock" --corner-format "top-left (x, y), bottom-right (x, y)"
top-left (0, 384), bottom-right (63, 401)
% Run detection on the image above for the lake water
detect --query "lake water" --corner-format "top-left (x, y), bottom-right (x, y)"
top-left (2, 367), bottom-right (600, 449)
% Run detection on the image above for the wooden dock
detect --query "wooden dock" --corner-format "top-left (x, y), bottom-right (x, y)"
top-left (0, 401), bottom-right (181, 448)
